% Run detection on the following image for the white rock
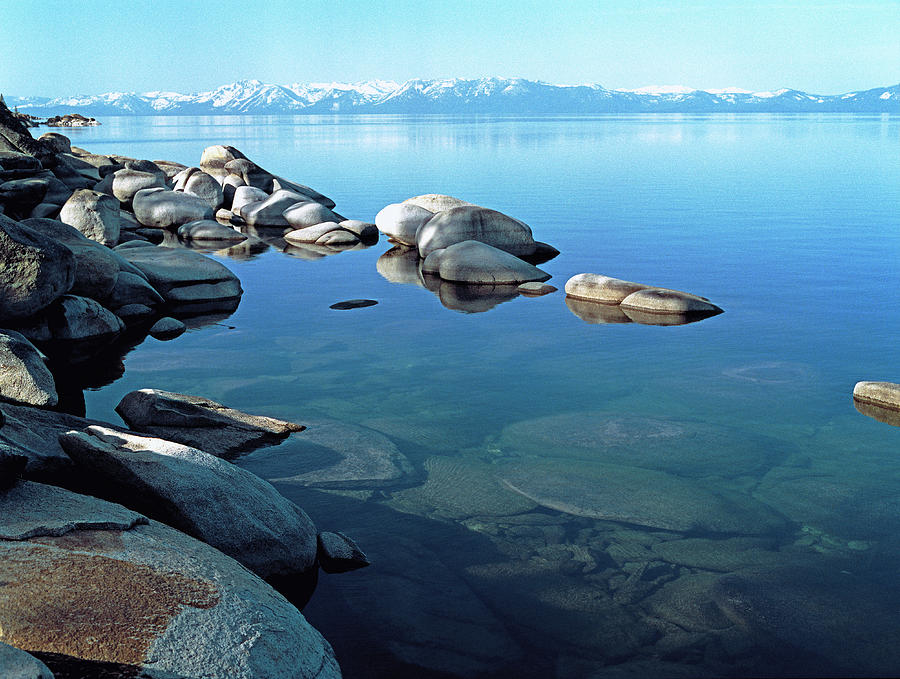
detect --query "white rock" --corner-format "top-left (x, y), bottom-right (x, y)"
top-left (374, 203), bottom-right (433, 246)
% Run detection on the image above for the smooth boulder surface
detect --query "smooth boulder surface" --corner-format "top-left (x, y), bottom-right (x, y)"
top-left (20, 217), bottom-right (120, 301)
top-left (177, 219), bottom-right (246, 242)
top-left (0, 641), bottom-right (54, 679)
top-left (416, 206), bottom-right (536, 257)
top-left (58, 189), bottom-right (120, 245)
top-left (338, 219), bottom-right (378, 242)
top-left (230, 185), bottom-right (269, 215)
top-left (374, 202), bottom-right (433, 246)
top-left (115, 389), bottom-right (305, 457)
top-left (199, 144), bottom-right (247, 169)
top-left (0, 178), bottom-right (48, 214)
top-left (132, 187), bottom-right (215, 229)
top-left (620, 288), bottom-right (722, 315)
top-left (59, 426), bottom-right (320, 583)
top-left (422, 240), bottom-right (550, 284)
top-left (148, 316), bottom-right (185, 340)
top-left (518, 281), bottom-right (557, 296)
top-left (565, 273), bottom-right (651, 304)
top-left (853, 381), bottom-right (900, 411)
top-left (0, 214), bottom-right (75, 322)
top-left (240, 189), bottom-right (311, 227)
top-left (179, 169), bottom-right (224, 211)
top-left (316, 531), bottom-right (370, 574)
top-left (0, 481), bottom-right (340, 679)
top-left (284, 222), bottom-right (354, 245)
top-left (402, 194), bottom-right (473, 212)
top-left (118, 245), bottom-right (242, 313)
top-left (0, 330), bottom-right (57, 407)
top-left (283, 202), bottom-right (344, 230)
top-left (44, 295), bottom-right (124, 342)
top-left (104, 270), bottom-right (164, 311)
top-left (110, 168), bottom-right (166, 207)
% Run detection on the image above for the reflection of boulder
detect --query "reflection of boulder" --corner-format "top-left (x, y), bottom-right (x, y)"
top-left (429, 277), bottom-right (521, 314)
top-left (421, 240), bottom-right (550, 284)
top-left (621, 306), bottom-right (721, 326)
top-left (565, 296), bottom-right (632, 324)
top-left (854, 398), bottom-right (900, 427)
top-left (376, 245), bottom-right (424, 286)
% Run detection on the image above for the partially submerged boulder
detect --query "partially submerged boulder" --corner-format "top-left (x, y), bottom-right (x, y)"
top-left (115, 388), bottom-right (305, 457)
top-left (853, 381), bottom-right (900, 411)
top-left (132, 187), bottom-right (215, 229)
top-left (0, 330), bottom-right (57, 407)
top-left (58, 426), bottom-right (319, 585)
top-left (417, 206), bottom-right (536, 257)
top-left (565, 273), bottom-right (650, 304)
top-left (620, 288), bottom-right (721, 315)
top-left (422, 240), bottom-right (550, 285)
top-left (177, 219), bottom-right (247, 243)
top-left (0, 481), bottom-right (340, 678)
top-left (317, 531), bottom-right (370, 574)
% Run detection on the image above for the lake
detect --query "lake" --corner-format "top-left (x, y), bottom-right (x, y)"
top-left (70, 113), bottom-right (900, 677)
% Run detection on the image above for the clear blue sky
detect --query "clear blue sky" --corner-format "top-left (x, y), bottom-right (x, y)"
top-left (3, 0), bottom-right (898, 97)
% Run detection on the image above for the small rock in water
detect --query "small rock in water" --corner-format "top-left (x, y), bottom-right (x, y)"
top-left (518, 281), bottom-right (557, 296)
top-left (317, 531), bottom-right (370, 573)
top-left (148, 316), bottom-right (186, 340)
top-left (329, 299), bottom-right (377, 310)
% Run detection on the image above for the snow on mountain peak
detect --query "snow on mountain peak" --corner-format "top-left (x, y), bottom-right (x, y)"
top-left (618, 85), bottom-right (697, 95)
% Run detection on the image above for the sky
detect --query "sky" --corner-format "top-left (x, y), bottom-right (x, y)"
top-left (2, 0), bottom-right (899, 97)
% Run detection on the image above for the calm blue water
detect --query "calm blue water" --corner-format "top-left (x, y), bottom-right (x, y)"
top-left (74, 114), bottom-right (900, 678)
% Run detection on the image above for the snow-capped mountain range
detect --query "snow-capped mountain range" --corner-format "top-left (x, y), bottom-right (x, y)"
top-left (8, 78), bottom-right (899, 115)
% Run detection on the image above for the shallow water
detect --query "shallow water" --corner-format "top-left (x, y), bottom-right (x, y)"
top-left (76, 113), bottom-right (900, 677)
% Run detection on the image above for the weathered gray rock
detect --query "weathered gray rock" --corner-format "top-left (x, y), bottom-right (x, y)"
top-left (220, 173), bottom-right (245, 207)
top-left (54, 153), bottom-right (102, 182)
top-left (180, 169), bottom-right (224, 211)
top-left (110, 168), bottom-right (166, 208)
top-left (124, 159), bottom-right (165, 180)
top-left (240, 189), bottom-right (310, 227)
top-left (58, 189), bottom-right (120, 245)
top-left (417, 205), bottom-right (536, 257)
top-left (0, 178), bottom-right (48, 214)
top-left (104, 270), bottom-right (164, 310)
top-left (270, 177), bottom-right (335, 209)
top-left (231, 185), bottom-right (269, 215)
top-left (374, 202), bottom-right (433, 246)
top-left (26, 203), bottom-right (59, 219)
top-left (59, 426), bottom-right (320, 583)
top-left (148, 316), bottom-right (185, 340)
top-left (283, 202), bottom-right (344, 230)
top-left (316, 230), bottom-right (359, 246)
top-left (422, 240), bottom-right (550, 284)
top-left (853, 381), bottom-right (900, 411)
top-left (45, 295), bottom-right (124, 341)
top-left (240, 418), bottom-right (414, 489)
top-left (620, 288), bottom-right (722, 315)
top-left (0, 640), bottom-right (54, 679)
top-left (499, 459), bottom-right (787, 534)
top-left (37, 131), bottom-right (71, 154)
top-left (402, 194), bottom-right (473, 212)
top-left (199, 144), bottom-right (247, 170)
top-left (115, 303), bottom-right (156, 325)
top-left (284, 222), bottom-right (354, 245)
top-left (0, 481), bottom-right (340, 679)
top-left (338, 219), bottom-right (378, 242)
top-left (118, 245), bottom-right (242, 313)
top-left (40, 176), bottom-right (73, 206)
top-left (152, 159), bottom-right (188, 180)
top-left (20, 217), bottom-right (120, 301)
top-left (132, 187), bottom-right (215, 229)
top-left (0, 448), bottom-right (28, 490)
top-left (0, 330), bottom-right (57, 407)
top-left (565, 273), bottom-right (651, 304)
top-left (115, 388), bottom-right (306, 457)
top-left (177, 219), bottom-right (246, 242)
top-left (0, 214), bottom-right (75, 321)
top-left (517, 281), bottom-right (557, 296)
top-left (316, 531), bottom-right (370, 573)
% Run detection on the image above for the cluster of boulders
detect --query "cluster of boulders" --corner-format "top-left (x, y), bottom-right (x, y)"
top-left (45, 113), bottom-right (100, 127)
top-left (375, 195), bottom-right (559, 288)
top-left (564, 273), bottom-right (723, 325)
top-left (0, 97), bottom-right (368, 678)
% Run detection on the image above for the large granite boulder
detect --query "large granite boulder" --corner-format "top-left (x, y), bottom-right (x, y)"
top-left (0, 641), bottom-right (53, 679)
top-left (117, 245), bottom-right (242, 315)
top-left (199, 144), bottom-right (247, 170)
top-left (240, 189), bottom-right (310, 227)
top-left (0, 178), bottom-right (48, 215)
top-left (0, 330), bottom-right (57, 407)
top-left (132, 187), bottom-right (215, 229)
top-left (59, 426), bottom-right (320, 585)
top-left (174, 168), bottom-right (224, 211)
top-left (110, 168), bottom-right (166, 208)
top-left (421, 240), bottom-right (550, 284)
top-left (37, 132), bottom-right (71, 154)
top-left (103, 271), bottom-right (164, 311)
top-left (374, 202), bottom-right (433, 246)
top-left (115, 389), bottom-right (305, 458)
top-left (231, 185), bottom-right (268, 215)
top-left (853, 381), bottom-right (900, 411)
top-left (0, 481), bottom-right (340, 678)
top-left (21, 218), bottom-right (120, 301)
top-left (43, 295), bottom-right (124, 342)
top-left (565, 273), bottom-right (651, 304)
top-left (402, 194), bottom-right (473, 212)
top-left (416, 206), bottom-right (536, 257)
top-left (284, 222), bottom-right (358, 246)
top-left (620, 288), bottom-right (722, 315)
top-left (0, 214), bottom-right (75, 322)
top-left (58, 189), bottom-right (120, 245)
top-left (283, 202), bottom-right (344, 230)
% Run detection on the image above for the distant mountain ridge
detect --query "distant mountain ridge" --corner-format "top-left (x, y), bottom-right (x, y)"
top-left (8, 78), bottom-right (900, 115)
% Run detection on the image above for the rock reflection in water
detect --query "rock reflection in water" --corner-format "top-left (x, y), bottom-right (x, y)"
top-left (853, 398), bottom-right (900, 428)
top-left (566, 296), bottom-right (722, 326)
top-left (422, 274), bottom-right (521, 314)
top-left (376, 246), bottom-right (423, 287)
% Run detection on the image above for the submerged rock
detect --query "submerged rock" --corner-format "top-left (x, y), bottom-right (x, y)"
top-left (115, 388), bottom-right (305, 457)
top-left (565, 273), bottom-right (650, 304)
top-left (329, 299), bottom-right (377, 310)
top-left (0, 481), bottom-right (340, 678)
top-left (148, 316), bottom-right (186, 340)
top-left (317, 531), bottom-right (370, 574)
top-left (498, 459), bottom-right (787, 534)
top-left (620, 288), bottom-right (722, 316)
top-left (517, 281), bottom-right (557, 296)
